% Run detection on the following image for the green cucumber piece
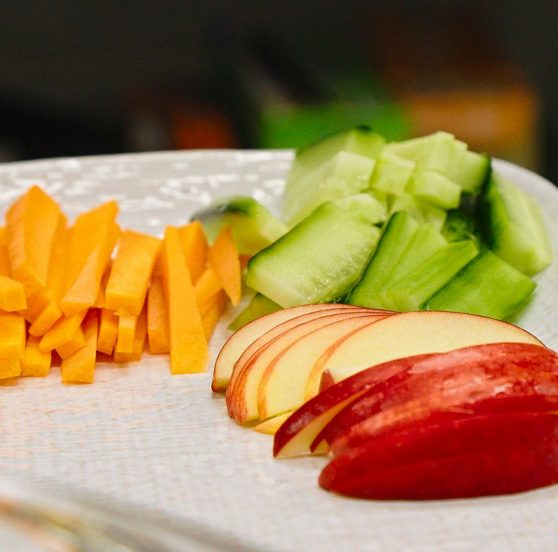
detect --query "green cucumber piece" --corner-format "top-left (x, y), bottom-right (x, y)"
top-left (447, 150), bottom-right (491, 194)
top-left (424, 250), bottom-right (536, 320)
top-left (246, 194), bottom-right (381, 307)
top-left (229, 293), bottom-right (281, 330)
top-left (191, 196), bottom-right (287, 256)
top-left (380, 240), bottom-right (479, 311)
top-left (481, 172), bottom-right (552, 275)
top-left (389, 194), bottom-right (447, 231)
top-left (284, 151), bottom-right (376, 225)
top-left (442, 208), bottom-right (480, 243)
top-left (407, 169), bottom-right (462, 210)
top-left (347, 211), bottom-right (419, 307)
top-left (369, 151), bottom-right (415, 195)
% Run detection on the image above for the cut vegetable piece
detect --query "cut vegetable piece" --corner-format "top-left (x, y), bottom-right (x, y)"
top-left (194, 267), bottom-right (223, 311)
top-left (285, 126), bottom-right (385, 203)
top-left (192, 196), bottom-right (287, 256)
top-left (201, 289), bottom-right (228, 340)
top-left (380, 240), bottom-right (479, 311)
top-left (97, 308), bottom-right (118, 355)
top-left (246, 195), bottom-right (381, 307)
top-left (0, 360), bottom-right (21, 379)
top-left (94, 262), bottom-right (111, 309)
top-left (6, 186), bottom-right (62, 295)
top-left (0, 275), bottom-right (26, 311)
top-left (104, 230), bottom-right (160, 316)
top-left (61, 311), bottom-right (98, 384)
top-left (29, 301), bottom-right (62, 336)
top-left (285, 151), bottom-right (377, 225)
top-left (481, 173), bottom-right (552, 275)
top-left (115, 314), bottom-right (137, 355)
top-left (114, 307), bottom-right (147, 363)
top-left (22, 335), bottom-right (51, 377)
top-left (389, 194), bottom-right (447, 230)
top-left (369, 151), bottom-right (415, 195)
top-left (0, 312), bottom-right (26, 359)
top-left (253, 412), bottom-right (293, 435)
top-left (347, 211), bottom-right (418, 308)
top-left (207, 226), bottom-right (242, 306)
top-left (408, 170), bottom-right (461, 210)
top-left (212, 304), bottom-right (361, 392)
top-left (39, 310), bottom-right (87, 352)
top-left (442, 208), bottom-right (479, 243)
top-left (56, 327), bottom-right (85, 359)
top-left (178, 221), bottom-right (209, 284)
top-left (60, 201), bottom-right (119, 316)
top-left (160, 226), bottom-right (207, 374)
top-left (146, 274), bottom-right (169, 355)
top-left (424, 250), bottom-right (536, 319)
top-left (229, 293), bottom-right (281, 331)
top-left (447, 150), bottom-right (491, 194)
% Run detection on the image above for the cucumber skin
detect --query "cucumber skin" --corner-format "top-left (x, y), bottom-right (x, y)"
top-left (246, 197), bottom-right (381, 307)
top-left (424, 250), bottom-right (536, 320)
top-left (229, 293), bottom-right (281, 331)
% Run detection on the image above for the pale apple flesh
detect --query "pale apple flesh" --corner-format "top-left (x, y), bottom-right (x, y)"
top-left (316, 342), bottom-right (558, 455)
top-left (252, 411), bottom-right (294, 435)
top-left (212, 303), bottom-right (367, 391)
top-left (225, 305), bottom-right (373, 395)
top-left (319, 409), bottom-right (558, 500)
top-left (257, 312), bottom-right (396, 421)
top-left (226, 311), bottom-right (387, 423)
top-left (304, 310), bottom-right (544, 400)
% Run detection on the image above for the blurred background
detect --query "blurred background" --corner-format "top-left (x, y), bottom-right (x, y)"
top-left (0, 0), bottom-right (557, 181)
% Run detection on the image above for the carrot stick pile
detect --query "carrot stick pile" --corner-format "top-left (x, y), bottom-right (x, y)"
top-left (0, 186), bottom-right (241, 383)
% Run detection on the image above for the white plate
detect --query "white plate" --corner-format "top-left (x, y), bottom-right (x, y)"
top-left (0, 151), bottom-right (556, 552)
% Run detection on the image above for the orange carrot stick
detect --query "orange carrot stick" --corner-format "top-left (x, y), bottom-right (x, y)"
top-left (207, 226), bottom-right (242, 306)
top-left (39, 310), bottom-right (87, 352)
top-left (0, 360), bottom-right (21, 380)
top-left (160, 226), bottom-right (207, 373)
top-left (0, 312), bottom-right (26, 359)
top-left (146, 274), bottom-right (169, 355)
top-left (0, 275), bottom-right (26, 311)
top-left (114, 307), bottom-right (147, 363)
top-left (201, 289), bottom-right (228, 340)
top-left (105, 230), bottom-right (160, 316)
top-left (61, 310), bottom-right (98, 384)
top-left (178, 221), bottom-right (209, 283)
top-left (194, 267), bottom-right (223, 311)
top-left (97, 308), bottom-right (118, 355)
top-left (56, 327), bottom-right (86, 359)
top-left (115, 314), bottom-right (137, 354)
top-left (22, 336), bottom-right (51, 377)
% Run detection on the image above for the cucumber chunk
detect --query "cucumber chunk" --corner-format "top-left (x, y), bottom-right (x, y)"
top-left (229, 293), bottom-right (281, 331)
top-left (442, 208), bottom-right (480, 243)
top-left (481, 173), bottom-right (552, 275)
top-left (407, 169), bottom-right (462, 210)
top-left (447, 150), bottom-right (491, 194)
top-left (389, 194), bottom-right (447, 230)
top-left (424, 250), bottom-right (536, 320)
top-left (369, 151), bottom-right (415, 195)
top-left (284, 151), bottom-right (376, 225)
top-left (347, 211), bottom-right (419, 307)
top-left (246, 194), bottom-right (381, 307)
top-left (379, 240), bottom-right (479, 311)
top-left (284, 126), bottom-right (385, 224)
top-left (192, 196), bottom-right (287, 256)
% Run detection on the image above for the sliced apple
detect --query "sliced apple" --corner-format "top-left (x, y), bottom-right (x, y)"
top-left (212, 303), bottom-right (365, 391)
top-left (252, 411), bottom-right (294, 435)
top-left (304, 310), bottom-right (544, 400)
top-left (317, 343), bottom-right (558, 456)
top-left (257, 312), bottom-right (396, 421)
top-left (227, 311), bottom-right (386, 423)
top-left (319, 410), bottom-right (558, 500)
top-left (274, 338), bottom-right (549, 459)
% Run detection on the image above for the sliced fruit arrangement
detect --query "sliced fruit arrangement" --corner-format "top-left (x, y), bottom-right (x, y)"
top-left (0, 186), bottom-right (242, 383)
top-left (194, 127), bottom-right (552, 327)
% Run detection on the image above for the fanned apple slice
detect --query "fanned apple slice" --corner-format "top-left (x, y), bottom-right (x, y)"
top-left (212, 303), bottom-right (368, 391)
top-left (227, 311), bottom-right (384, 423)
top-left (257, 312), bottom-right (396, 421)
top-left (319, 409), bottom-right (558, 500)
top-left (253, 412), bottom-right (294, 435)
top-left (304, 310), bottom-right (543, 400)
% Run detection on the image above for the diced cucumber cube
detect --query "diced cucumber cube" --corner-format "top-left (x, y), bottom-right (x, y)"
top-left (447, 150), bottom-right (491, 194)
top-left (408, 170), bottom-right (462, 210)
top-left (284, 151), bottom-right (376, 225)
top-left (481, 173), bottom-right (552, 275)
top-left (390, 194), bottom-right (447, 231)
top-left (247, 194), bottom-right (381, 307)
top-left (424, 250), bottom-right (536, 320)
top-left (369, 151), bottom-right (415, 195)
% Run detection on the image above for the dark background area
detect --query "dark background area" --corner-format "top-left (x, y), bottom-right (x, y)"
top-left (1, 0), bottom-right (557, 182)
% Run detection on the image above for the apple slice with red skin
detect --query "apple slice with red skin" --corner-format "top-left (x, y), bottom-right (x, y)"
top-left (225, 305), bottom-right (377, 395)
top-left (213, 303), bottom-right (373, 392)
top-left (274, 338), bottom-right (549, 459)
top-left (303, 310), bottom-right (544, 401)
top-left (319, 410), bottom-right (558, 500)
top-left (227, 311), bottom-right (388, 423)
top-left (320, 343), bottom-right (558, 456)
